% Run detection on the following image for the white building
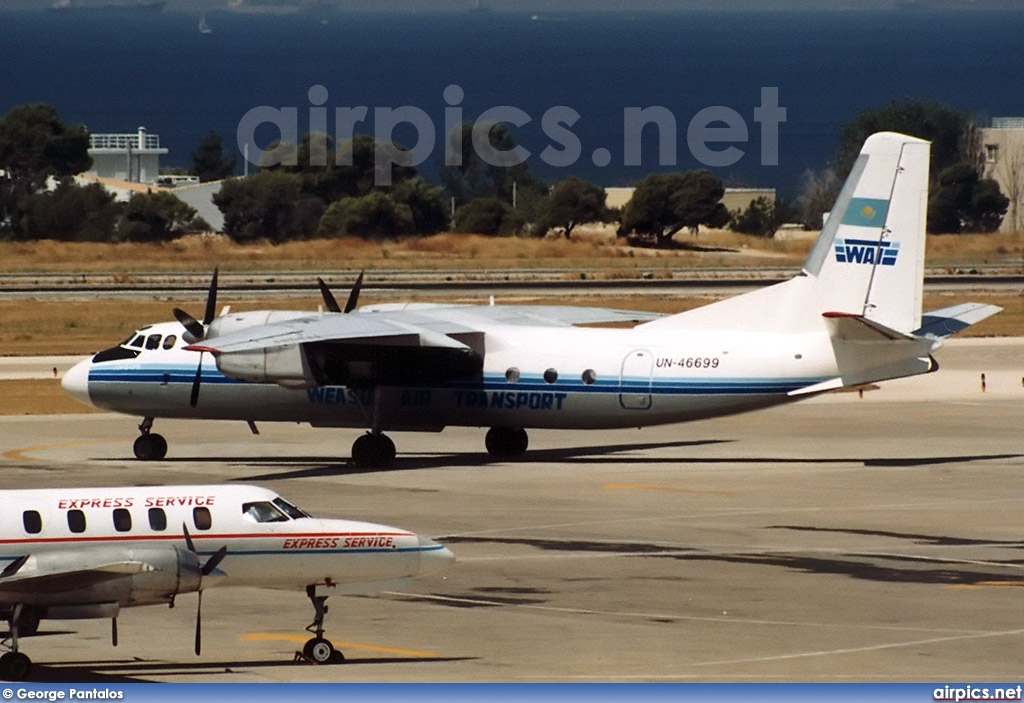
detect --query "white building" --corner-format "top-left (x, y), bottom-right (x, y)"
top-left (86, 126), bottom-right (168, 184)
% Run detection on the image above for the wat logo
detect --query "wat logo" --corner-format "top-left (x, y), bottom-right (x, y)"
top-left (833, 238), bottom-right (900, 266)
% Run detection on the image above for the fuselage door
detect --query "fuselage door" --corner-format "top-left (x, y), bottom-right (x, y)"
top-left (619, 349), bottom-right (653, 410)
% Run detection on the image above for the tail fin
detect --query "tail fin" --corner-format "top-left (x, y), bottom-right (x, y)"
top-left (802, 131), bottom-right (929, 334)
top-left (641, 131), bottom-right (930, 334)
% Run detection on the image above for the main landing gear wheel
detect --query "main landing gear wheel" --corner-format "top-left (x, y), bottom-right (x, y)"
top-left (0, 652), bottom-right (31, 681)
top-left (485, 427), bottom-right (529, 460)
top-left (351, 433), bottom-right (396, 469)
top-left (133, 433), bottom-right (168, 461)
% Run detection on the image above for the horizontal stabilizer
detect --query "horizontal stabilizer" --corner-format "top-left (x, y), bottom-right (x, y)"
top-left (913, 303), bottom-right (1003, 339)
top-left (822, 312), bottom-right (917, 342)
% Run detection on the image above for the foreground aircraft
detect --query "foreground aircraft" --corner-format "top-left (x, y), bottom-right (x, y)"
top-left (0, 484), bottom-right (453, 680)
top-left (63, 132), bottom-right (1000, 467)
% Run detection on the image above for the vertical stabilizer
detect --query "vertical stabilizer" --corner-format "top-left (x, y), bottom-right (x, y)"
top-left (802, 132), bottom-right (930, 334)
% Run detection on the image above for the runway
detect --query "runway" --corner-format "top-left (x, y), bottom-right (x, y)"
top-left (1, 339), bottom-right (1023, 682)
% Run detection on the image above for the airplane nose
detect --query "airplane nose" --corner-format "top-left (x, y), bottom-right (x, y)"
top-left (417, 535), bottom-right (455, 578)
top-left (61, 358), bottom-right (94, 408)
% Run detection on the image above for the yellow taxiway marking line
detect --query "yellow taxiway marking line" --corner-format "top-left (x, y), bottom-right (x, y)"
top-left (2, 438), bottom-right (129, 462)
top-left (946, 581), bottom-right (1024, 590)
top-left (239, 633), bottom-right (439, 658)
top-left (603, 483), bottom-right (736, 496)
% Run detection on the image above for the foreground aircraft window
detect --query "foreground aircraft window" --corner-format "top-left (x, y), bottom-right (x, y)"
top-left (112, 508), bottom-right (132, 532)
top-left (193, 507), bottom-right (212, 531)
top-left (543, 368), bottom-right (558, 384)
top-left (145, 334), bottom-right (161, 350)
top-left (162, 335), bottom-right (177, 350)
top-left (582, 369), bottom-right (597, 385)
top-left (273, 497), bottom-right (311, 519)
top-left (92, 346), bottom-right (142, 363)
top-left (22, 511), bottom-right (42, 534)
top-left (128, 335), bottom-right (145, 348)
top-left (242, 501), bottom-right (290, 523)
top-left (505, 367), bottom-right (520, 383)
top-left (148, 507), bottom-right (167, 531)
top-left (67, 509), bottom-right (86, 534)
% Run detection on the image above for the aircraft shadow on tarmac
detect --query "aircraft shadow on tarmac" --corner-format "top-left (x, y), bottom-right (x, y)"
top-left (91, 442), bottom-right (1024, 483)
top-left (21, 654), bottom-right (473, 683)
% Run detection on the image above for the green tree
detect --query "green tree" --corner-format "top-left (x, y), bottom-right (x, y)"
top-left (618, 171), bottom-right (727, 247)
top-left (392, 178), bottom-right (449, 235)
top-left (928, 163), bottom-right (1008, 234)
top-left (0, 104), bottom-right (91, 235)
top-left (317, 192), bottom-right (415, 239)
top-left (452, 197), bottom-right (525, 236)
top-left (730, 196), bottom-right (778, 238)
top-left (532, 177), bottom-right (610, 239)
top-left (213, 171), bottom-right (308, 242)
top-left (439, 122), bottom-right (546, 209)
top-left (190, 131), bottom-right (238, 182)
top-left (833, 100), bottom-right (976, 183)
top-left (21, 179), bottom-right (120, 241)
top-left (119, 190), bottom-right (197, 242)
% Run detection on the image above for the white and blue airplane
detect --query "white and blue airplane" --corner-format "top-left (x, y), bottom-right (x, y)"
top-left (0, 483), bottom-right (454, 680)
top-left (62, 132), bottom-right (1000, 467)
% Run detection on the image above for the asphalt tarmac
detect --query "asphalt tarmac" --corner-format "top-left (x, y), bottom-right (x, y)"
top-left (1, 338), bottom-right (1023, 682)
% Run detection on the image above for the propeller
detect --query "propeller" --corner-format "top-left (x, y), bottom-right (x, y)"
top-left (173, 268), bottom-right (219, 408)
top-left (317, 270), bottom-right (363, 314)
top-left (183, 523), bottom-right (228, 656)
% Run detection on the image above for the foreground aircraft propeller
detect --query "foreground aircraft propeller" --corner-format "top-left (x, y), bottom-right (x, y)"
top-left (172, 268), bottom-right (218, 408)
top-left (317, 269), bottom-right (363, 314)
top-left (183, 523), bottom-right (227, 656)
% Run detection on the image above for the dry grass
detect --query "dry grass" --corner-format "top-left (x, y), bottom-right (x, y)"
top-left (0, 379), bottom-right (103, 416)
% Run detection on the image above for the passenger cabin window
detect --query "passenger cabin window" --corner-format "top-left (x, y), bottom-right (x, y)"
top-left (242, 501), bottom-right (290, 523)
top-left (148, 508), bottom-right (167, 531)
top-left (145, 334), bottom-right (161, 350)
top-left (67, 509), bottom-right (86, 534)
top-left (273, 497), bottom-right (310, 519)
top-left (193, 507), bottom-right (212, 531)
top-left (162, 335), bottom-right (177, 350)
top-left (22, 511), bottom-right (42, 534)
top-left (112, 508), bottom-right (132, 532)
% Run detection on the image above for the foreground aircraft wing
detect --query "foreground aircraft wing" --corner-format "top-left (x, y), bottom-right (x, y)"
top-left (0, 556), bottom-right (152, 594)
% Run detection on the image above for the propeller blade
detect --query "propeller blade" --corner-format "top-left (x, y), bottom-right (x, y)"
top-left (173, 308), bottom-right (205, 341)
top-left (112, 617), bottom-right (118, 648)
top-left (202, 267), bottom-right (219, 326)
top-left (317, 277), bottom-right (341, 313)
top-left (189, 352), bottom-right (204, 408)
top-left (344, 270), bottom-right (364, 314)
top-left (194, 590), bottom-right (202, 656)
top-left (202, 546), bottom-right (228, 576)
top-left (182, 523), bottom-right (196, 554)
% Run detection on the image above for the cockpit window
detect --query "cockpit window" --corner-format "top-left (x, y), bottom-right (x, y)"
top-left (162, 335), bottom-right (177, 350)
top-left (242, 501), bottom-right (291, 523)
top-left (273, 497), bottom-right (311, 519)
top-left (145, 334), bottom-right (161, 350)
top-left (128, 335), bottom-right (145, 349)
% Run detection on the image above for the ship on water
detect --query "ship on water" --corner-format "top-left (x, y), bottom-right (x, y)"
top-left (49, 0), bottom-right (167, 12)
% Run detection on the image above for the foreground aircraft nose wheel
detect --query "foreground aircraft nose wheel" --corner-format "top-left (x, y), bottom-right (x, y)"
top-left (351, 433), bottom-right (396, 468)
top-left (302, 636), bottom-right (344, 664)
top-left (133, 433), bottom-right (168, 461)
top-left (485, 427), bottom-right (529, 460)
top-left (0, 651), bottom-right (31, 681)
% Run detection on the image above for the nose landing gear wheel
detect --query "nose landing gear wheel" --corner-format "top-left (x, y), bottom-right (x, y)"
top-left (0, 652), bottom-right (31, 681)
top-left (302, 637), bottom-right (344, 664)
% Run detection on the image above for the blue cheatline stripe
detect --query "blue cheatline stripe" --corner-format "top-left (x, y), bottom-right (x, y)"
top-left (90, 366), bottom-right (828, 398)
top-left (841, 197), bottom-right (890, 227)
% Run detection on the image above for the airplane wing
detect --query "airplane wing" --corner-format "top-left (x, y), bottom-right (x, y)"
top-left (198, 305), bottom-right (664, 355)
top-left (0, 557), bottom-right (153, 594)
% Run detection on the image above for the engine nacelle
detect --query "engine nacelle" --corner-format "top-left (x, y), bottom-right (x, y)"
top-left (2, 545), bottom-right (204, 609)
top-left (215, 344), bottom-right (317, 389)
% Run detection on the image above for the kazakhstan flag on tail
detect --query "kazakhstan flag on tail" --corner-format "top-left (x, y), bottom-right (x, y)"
top-left (841, 197), bottom-right (890, 228)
